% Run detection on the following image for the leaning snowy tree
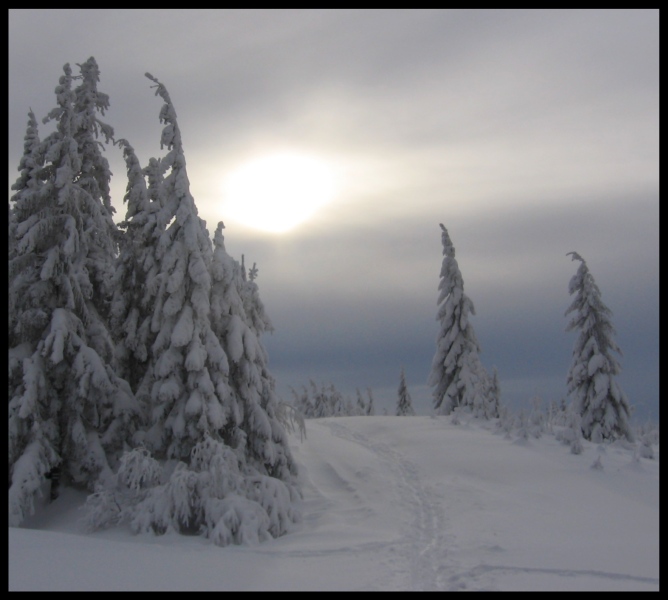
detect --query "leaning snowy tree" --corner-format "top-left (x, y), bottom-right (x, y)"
top-left (128, 73), bottom-right (236, 463)
top-left (84, 73), bottom-right (300, 545)
top-left (428, 224), bottom-right (488, 415)
top-left (565, 252), bottom-right (634, 442)
top-left (8, 59), bottom-right (140, 526)
top-left (396, 367), bottom-right (416, 416)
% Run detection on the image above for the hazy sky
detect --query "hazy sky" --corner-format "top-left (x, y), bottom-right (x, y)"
top-left (8, 9), bottom-right (659, 420)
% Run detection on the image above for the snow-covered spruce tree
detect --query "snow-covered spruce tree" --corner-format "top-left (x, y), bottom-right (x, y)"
top-left (329, 384), bottom-right (347, 416)
top-left (109, 139), bottom-right (165, 397)
top-left (311, 380), bottom-right (331, 418)
top-left (365, 388), bottom-right (376, 416)
top-left (86, 74), bottom-right (300, 545)
top-left (8, 110), bottom-right (41, 255)
top-left (66, 57), bottom-right (120, 331)
top-left (239, 255), bottom-right (273, 336)
top-left (484, 366), bottom-right (501, 419)
top-left (210, 222), bottom-right (298, 483)
top-left (396, 367), bottom-right (416, 416)
top-left (428, 224), bottom-right (487, 415)
top-left (565, 252), bottom-right (634, 442)
top-left (356, 388), bottom-right (367, 416)
top-left (130, 73), bottom-right (232, 461)
top-left (547, 397), bottom-right (569, 429)
top-left (496, 404), bottom-right (515, 439)
top-left (9, 111), bottom-right (43, 349)
top-left (8, 61), bottom-right (139, 526)
top-left (290, 385), bottom-right (314, 418)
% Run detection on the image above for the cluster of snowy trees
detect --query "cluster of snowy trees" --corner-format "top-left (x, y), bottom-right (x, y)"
top-left (290, 370), bottom-right (419, 419)
top-left (8, 58), bottom-right (301, 545)
top-left (428, 224), bottom-right (634, 444)
top-left (290, 380), bottom-right (376, 418)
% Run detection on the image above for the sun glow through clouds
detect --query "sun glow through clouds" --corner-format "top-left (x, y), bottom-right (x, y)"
top-left (222, 152), bottom-right (338, 233)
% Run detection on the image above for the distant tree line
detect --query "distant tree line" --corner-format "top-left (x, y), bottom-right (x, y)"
top-left (290, 381), bottom-right (376, 418)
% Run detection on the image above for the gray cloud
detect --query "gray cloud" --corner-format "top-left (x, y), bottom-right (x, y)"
top-left (9, 9), bottom-right (659, 421)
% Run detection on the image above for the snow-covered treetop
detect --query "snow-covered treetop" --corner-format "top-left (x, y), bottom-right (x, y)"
top-left (116, 139), bottom-right (151, 221)
top-left (145, 72), bottom-right (182, 154)
top-left (75, 57), bottom-right (113, 139)
top-left (439, 223), bottom-right (455, 258)
top-left (564, 252), bottom-right (615, 339)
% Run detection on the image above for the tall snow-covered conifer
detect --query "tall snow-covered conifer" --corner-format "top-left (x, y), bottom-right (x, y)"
top-left (565, 252), bottom-right (634, 442)
top-left (8, 60), bottom-right (139, 526)
top-left (396, 367), bottom-right (416, 416)
top-left (109, 140), bottom-right (164, 397)
top-left (136, 74), bottom-right (233, 461)
top-left (429, 224), bottom-right (487, 415)
top-left (71, 58), bottom-right (120, 329)
top-left (210, 223), bottom-right (297, 482)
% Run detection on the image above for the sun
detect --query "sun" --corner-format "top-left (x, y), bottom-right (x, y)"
top-left (222, 152), bottom-right (338, 233)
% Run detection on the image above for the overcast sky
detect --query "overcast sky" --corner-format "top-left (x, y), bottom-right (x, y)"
top-left (8, 9), bottom-right (659, 420)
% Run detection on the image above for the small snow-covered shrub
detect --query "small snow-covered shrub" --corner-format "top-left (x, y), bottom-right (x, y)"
top-left (248, 474), bottom-right (302, 539)
top-left (638, 434), bottom-right (655, 460)
top-left (205, 494), bottom-right (271, 546)
top-left (590, 455), bottom-right (604, 470)
top-left (82, 447), bottom-right (163, 532)
top-left (515, 409), bottom-right (530, 442)
top-left (82, 487), bottom-right (123, 531)
top-left (118, 447), bottom-right (161, 491)
top-left (276, 400), bottom-right (307, 442)
top-left (528, 397), bottom-right (546, 439)
top-left (86, 435), bottom-right (301, 546)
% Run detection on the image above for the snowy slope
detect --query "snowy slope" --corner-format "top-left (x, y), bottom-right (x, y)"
top-left (9, 415), bottom-right (659, 591)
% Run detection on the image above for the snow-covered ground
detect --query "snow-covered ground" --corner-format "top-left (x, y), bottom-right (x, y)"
top-left (9, 415), bottom-right (659, 591)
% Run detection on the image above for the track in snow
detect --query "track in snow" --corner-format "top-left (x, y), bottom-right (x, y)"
top-left (320, 420), bottom-right (457, 590)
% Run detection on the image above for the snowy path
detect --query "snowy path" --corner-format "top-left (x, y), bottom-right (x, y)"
top-left (320, 420), bottom-right (449, 589)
